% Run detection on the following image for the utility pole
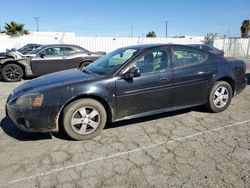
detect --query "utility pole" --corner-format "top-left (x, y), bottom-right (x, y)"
top-left (131, 24), bottom-right (133, 37)
top-left (34, 17), bottom-right (39, 32)
top-left (165, 19), bottom-right (169, 38)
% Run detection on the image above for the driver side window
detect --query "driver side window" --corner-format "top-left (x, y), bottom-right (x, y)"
top-left (42, 47), bottom-right (64, 56)
top-left (131, 49), bottom-right (169, 74)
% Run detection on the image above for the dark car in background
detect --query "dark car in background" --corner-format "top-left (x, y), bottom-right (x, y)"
top-left (6, 44), bottom-right (247, 140)
top-left (0, 43), bottom-right (41, 58)
top-left (0, 44), bottom-right (105, 82)
top-left (190, 44), bottom-right (224, 56)
top-left (18, 43), bottom-right (42, 55)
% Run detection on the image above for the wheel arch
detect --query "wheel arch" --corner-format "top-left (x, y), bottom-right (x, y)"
top-left (79, 59), bottom-right (93, 67)
top-left (57, 94), bottom-right (113, 131)
top-left (1, 61), bottom-right (26, 75)
top-left (216, 77), bottom-right (235, 96)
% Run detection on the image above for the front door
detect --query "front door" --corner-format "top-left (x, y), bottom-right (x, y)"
top-left (116, 48), bottom-right (173, 119)
top-left (31, 47), bottom-right (67, 76)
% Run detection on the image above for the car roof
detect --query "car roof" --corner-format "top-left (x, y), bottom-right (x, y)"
top-left (24, 43), bottom-right (41, 46)
top-left (122, 43), bottom-right (199, 51)
top-left (40, 44), bottom-right (87, 51)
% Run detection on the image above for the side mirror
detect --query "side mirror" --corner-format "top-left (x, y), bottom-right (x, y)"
top-left (122, 67), bottom-right (140, 79)
top-left (39, 53), bottom-right (45, 58)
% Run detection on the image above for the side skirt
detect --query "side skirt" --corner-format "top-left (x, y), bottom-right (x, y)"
top-left (114, 102), bottom-right (205, 122)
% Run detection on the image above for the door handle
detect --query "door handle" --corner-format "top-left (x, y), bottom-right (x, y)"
top-left (160, 77), bottom-right (169, 82)
top-left (197, 71), bottom-right (205, 75)
top-left (196, 71), bottom-right (213, 75)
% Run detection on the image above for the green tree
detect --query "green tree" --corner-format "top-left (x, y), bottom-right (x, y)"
top-left (241, 20), bottom-right (250, 38)
top-left (1, 21), bottom-right (29, 37)
top-left (146, 31), bottom-right (157, 38)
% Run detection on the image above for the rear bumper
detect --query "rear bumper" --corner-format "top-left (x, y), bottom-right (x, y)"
top-left (235, 77), bottom-right (247, 95)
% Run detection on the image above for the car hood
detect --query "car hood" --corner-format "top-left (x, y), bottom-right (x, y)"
top-left (13, 69), bottom-right (100, 95)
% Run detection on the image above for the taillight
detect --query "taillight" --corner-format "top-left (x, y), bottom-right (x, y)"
top-left (244, 63), bottom-right (246, 73)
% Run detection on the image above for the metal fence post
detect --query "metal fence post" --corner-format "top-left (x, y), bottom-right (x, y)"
top-left (222, 37), bottom-right (225, 52)
top-left (233, 39), bottom-right (237, 57)
top-left (246, 38), bottom-right (250, 58)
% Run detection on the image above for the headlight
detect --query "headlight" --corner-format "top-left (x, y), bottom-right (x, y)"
top-left (16, 93), bottom-right (43, 107)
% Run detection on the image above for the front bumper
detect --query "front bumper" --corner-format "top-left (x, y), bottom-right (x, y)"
top-left (6, 103), bottom-right (59, 133)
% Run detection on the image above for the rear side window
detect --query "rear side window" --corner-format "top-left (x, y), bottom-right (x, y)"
top-left (63, 47), bottom-right (76, 55)
top-left (171, 47), bottom-right (207, 68)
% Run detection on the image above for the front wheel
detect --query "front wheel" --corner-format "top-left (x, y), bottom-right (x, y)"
top-left (79, 61), bottom-right (92, 68)
top-left (207, 81), bottom-right (233, 113)
top-left (63, 99), bottom-right (107, 140)
top-left (1, 64), bottom-right (24, 82)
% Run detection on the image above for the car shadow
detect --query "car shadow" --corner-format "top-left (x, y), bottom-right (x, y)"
top-left (1, 106), bottom-right (209, 141)
top-left (0, 117), bottom-right (52, 141)
top-left (245, 73), bottom-right (250, 85)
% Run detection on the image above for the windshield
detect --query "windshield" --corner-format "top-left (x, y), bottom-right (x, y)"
top-left (83, 48), bottom-right (138, 75)
top-left (26, 46), bottom-right (43, 55)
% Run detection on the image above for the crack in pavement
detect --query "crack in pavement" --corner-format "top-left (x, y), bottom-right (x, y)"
top-left (4, 119), bottom-right (250, 186)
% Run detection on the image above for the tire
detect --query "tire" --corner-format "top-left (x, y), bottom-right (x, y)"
top-left (63, 99), bottom-right (107, 140)
top-left (79, 61), bottom-right (92, 68)
top-left (207, 81), bottom-right (233, 113)
top-left (1, 63), bottom-right (24, 82)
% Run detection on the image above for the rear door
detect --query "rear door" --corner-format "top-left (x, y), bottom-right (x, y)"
top-left (115, 48), bottom-right (173, 119)
top-left (31, 47), bottom-right (67, 76)
top-left (171, 46), bottom-right (215, 106)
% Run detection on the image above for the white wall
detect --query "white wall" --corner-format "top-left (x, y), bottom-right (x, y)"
top-left (1, 34), bottom-right (249, 57)
top-left (0, 35), bottom-right (203, 53)
top-left (213, 38), bottom-right (250, 57)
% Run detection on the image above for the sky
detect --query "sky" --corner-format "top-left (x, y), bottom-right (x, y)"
top-left (0, 0), bottom-right (249, 37)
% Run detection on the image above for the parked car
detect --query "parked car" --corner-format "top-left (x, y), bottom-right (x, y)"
top-left (0, 43), bottom-right (41, 58)
top-left (6, 44), bottom-right (247, 140)
top-left (0, 44), bottom-right (105, 82)
top-left (190, 44), bottom-right (224, 56)
top-left (18, 43), bottom-right (42, 55)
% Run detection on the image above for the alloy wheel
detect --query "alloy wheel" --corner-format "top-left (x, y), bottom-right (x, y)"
top-left (4, 65), bottom-right (22, 80)
top-left (70, 106), bottom-right (100, 135)
top-left (213, 86), bottom-right (229, 108)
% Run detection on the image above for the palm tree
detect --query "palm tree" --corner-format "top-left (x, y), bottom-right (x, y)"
top-left (2, 21), bottom-right (29, 37)
top-left (241, 20), bottom-right (250, 38)
top-left (146, 31), bottom-right (157, 38)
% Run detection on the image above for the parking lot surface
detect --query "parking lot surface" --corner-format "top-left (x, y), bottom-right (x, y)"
top-left (0, 59), bottom-right (250, 187)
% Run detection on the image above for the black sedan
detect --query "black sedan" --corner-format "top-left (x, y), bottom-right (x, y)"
top-left (6, 44), bottom-right (247, 140)
top-left (0, 44), bottom-right (105, 82)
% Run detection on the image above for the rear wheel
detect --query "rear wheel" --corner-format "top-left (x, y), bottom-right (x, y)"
top-left (207, 81), bottom-right (233, 113)
top-left (63, 99), bottom-right (107, 140)
top-left (1, 64), bottom-right (23, 82)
